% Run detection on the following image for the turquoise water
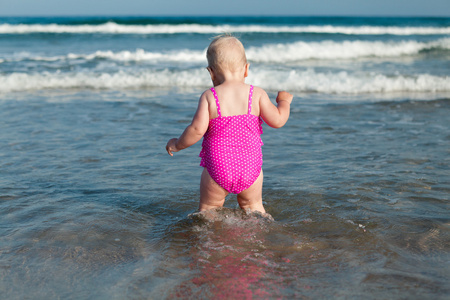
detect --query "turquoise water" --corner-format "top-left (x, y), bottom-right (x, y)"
top-left (0, 16), bottom-right (449, 299)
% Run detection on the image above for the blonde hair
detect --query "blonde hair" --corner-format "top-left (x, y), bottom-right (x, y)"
top-left (206, 34), bottom-right (247, 73)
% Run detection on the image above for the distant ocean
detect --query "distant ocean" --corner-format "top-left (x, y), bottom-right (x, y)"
top-left (0, 16), bottom-right (449, 299)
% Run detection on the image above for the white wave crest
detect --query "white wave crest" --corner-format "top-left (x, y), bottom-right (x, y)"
top-left (249, 69), bottom-right (450, 94)
top-left (2, 38), bottom-right (449, 66)
top-left (1, 22), bottom-right (449, 35)
top-left (1, 69), bottom-right (449, 94)
top-left (247, 38), bottom-right (450, 62)
top-left (66, 49), bottom-right (206, 63)
top-left (0, 69), bottom-right (210, 92)
top-left (0, 49), bottom-right (206, 64)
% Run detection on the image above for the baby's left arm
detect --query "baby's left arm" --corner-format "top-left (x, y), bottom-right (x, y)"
top-left (166, 92), bottom-right (209, 156)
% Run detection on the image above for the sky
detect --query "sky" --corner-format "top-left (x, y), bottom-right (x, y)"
top-left (1, 0), bottom-right (449, 17)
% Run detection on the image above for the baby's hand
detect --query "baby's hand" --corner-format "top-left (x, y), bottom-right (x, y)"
top-left (166, 138), bottom-right (179, 156)
top-left (276, 91), bottom-right (293, 104)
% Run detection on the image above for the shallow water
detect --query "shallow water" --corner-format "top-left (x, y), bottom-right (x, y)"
top-left (1, 16), bottom-right (450, 299)
top-left (0, 89), bottom-right (449, 299)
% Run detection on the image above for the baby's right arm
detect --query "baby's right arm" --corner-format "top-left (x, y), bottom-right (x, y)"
top-left (259, 90), bottom-right (293, 128)
top-left (166, 91), bottom-right (210, 156)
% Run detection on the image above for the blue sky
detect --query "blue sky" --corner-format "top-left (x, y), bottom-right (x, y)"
top-left (1, 0), bottom-right (450, 16)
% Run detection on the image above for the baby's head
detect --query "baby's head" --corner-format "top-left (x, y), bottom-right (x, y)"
top-left (206, 34), bottom-right (247, 74)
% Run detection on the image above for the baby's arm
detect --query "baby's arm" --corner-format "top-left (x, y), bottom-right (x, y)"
top-left (259, 90), bottom-right (293, 128)
top-left (166, 92), bottom-right (210, 156)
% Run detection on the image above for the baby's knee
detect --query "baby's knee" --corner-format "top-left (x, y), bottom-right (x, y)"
top-left (237, 194), bottom-right (264, 212)
top-left (199, 201), bottom-right (224, 211)
top-left (238, 201), bottom-right (265, 214)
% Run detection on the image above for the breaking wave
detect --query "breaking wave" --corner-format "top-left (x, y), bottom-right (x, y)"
top-left (1, 22), bottom-right (450, 35)
top-left (1, 68), bottom-right (448, 94)
top-left (1, 38), bottom-right (449, 65)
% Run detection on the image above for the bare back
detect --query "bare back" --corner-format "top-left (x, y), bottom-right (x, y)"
top-left (207, 82), bottom-right (261, 119)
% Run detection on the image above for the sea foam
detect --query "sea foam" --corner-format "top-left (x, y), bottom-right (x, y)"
top-left (247, 38), bottom-right (450, 62)
top-left (1, 22), bottom-right (450, 35)
top-left (1, 38), bottom-right (448, 65)
top-left (1, 68), bottom-right (449, 95)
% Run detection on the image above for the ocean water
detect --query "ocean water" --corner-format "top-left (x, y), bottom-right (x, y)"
top-left (0, 16), bottom-right (449, 299)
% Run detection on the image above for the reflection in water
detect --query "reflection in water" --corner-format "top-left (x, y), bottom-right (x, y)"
top-left (145, 205), bottom-right (450, 299)
top-left (0, 93), bottom-right (448, 299)
top-left (157, 208), bottom-right (332, 299)
top-left (1, 198), bottom-right (448, 299)
top-left (179, 209), bottom-right (280, 299)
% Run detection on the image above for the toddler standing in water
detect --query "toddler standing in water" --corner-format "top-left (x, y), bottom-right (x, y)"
top-left (166, 35), bottom-right (293, 214)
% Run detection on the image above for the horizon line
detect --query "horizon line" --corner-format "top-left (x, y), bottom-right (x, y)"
top-left (1, 14), bottom-right (449, 18)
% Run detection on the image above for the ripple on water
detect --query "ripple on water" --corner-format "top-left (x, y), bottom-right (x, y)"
top-left (0, 199), bottom-right (155, 299)
top-left (128, 207), bottom-right (393, 299)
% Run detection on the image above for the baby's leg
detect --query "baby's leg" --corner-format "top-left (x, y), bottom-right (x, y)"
top-left (199, 168), bottom-right (228, 211)
top-left (237, 170), bottom-right (265, 213)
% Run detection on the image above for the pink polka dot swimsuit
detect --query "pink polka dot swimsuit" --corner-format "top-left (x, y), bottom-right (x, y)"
top-left (199, 85), bottom-right (264, 194)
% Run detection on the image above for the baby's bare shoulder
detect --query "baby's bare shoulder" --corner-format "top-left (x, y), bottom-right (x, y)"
top-left (200, 88), bottom-right (214, 102)
top-left (251, 86), bottom-right (269, 101)
top-left (201, 88), bottom-right (213, 97)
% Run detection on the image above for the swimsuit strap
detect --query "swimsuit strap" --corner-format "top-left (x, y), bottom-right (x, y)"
top-left (211, 85), bottom-right (253, 117)
top-left (248, 85), bottom-right (254, 115)
top-left (210, 87), bottom-right (221, 118)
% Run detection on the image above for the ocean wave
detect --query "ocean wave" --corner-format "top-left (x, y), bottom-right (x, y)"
top-left (1, 22), bottom-right (450, 35)
top-left (1, 69), bottom-right (449, 94)
top-left (0, 49), bottom-right (206, 64)
top-left (250, 69), bottom-right (450, 94)
top-left (0, 69), bottom-right (209, 92)
top-left (247, 38), bottom-right (450, 62)
top-left (2, 38), bottom-right (449, 66)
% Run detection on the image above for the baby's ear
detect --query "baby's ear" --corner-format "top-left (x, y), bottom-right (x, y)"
top-left (244, 63), bottom-right (250, 78)
top-left (207, 67), bottom-right (216, 81)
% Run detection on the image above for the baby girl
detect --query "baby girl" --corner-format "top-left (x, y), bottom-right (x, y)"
top-left (166, 34), bottom-right (293, 214)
